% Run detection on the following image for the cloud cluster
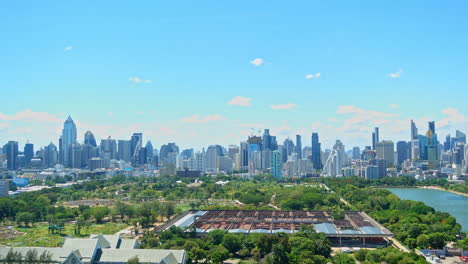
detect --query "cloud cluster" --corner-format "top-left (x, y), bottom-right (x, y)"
top-left (250, 58), bottom-right (264, 67)
top-left (305, 73), bottom-right (321, 79)
top-left (228, 96), bottom-right (251, 106)
top-left (129, 77), bottom-right (152, 84)
top-left (180, 114), bottom-right (225, 123)
top-left (0, 109), bottom-right (62, 123)
top-left (270, 103), bottom-right (298, 110)
top-left (388, 69), bottom-right (403, 78)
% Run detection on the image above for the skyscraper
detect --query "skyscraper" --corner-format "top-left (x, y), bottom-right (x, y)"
top-left (4, 141), bottom-right (18, 170)
top-left (396, 141), bottom-right (408, 167)
top-left (130, 133), bottom-right (143, 162)
top-left (43, 143), bottom-right (58, 168)
top-left (428, 121), bottom-right (435, 135)
top-left (61, 116), bottom-right (77, 167)
top-left (311, 132), bottom-right (322, 170)
top-left (240, 142), bottom-right (248, 169)
top-left (24, 143), bottom-right (34, 163)
top-left (117, 140), bottom-right (132, 162)
top-left (84, 131), bottom-right (97, 147)
top-left (456, 130), bottom-right (466, 144)
top-left (145, 141), bottom-right (154, 164)
top-left (295, 135), bottom-right (302, 159)
top-left (262, 129), bottom-right (272, 150)
top-left (411, 120), bottom-right (418, 140)
top-left (376, 140), bottom-right (394, 166)
top-left (206, 145), bottom-right (223, 172)
top-left (100, 137), bottom-right (117, 160)
top-left (372, 127), bottom-right (379, 150)
top-left (352, 147), bottom-right (360, 160)
top-left (271, 150), bottom-right (282, 178)
top-left (282, 138), bottom-right (295, 163)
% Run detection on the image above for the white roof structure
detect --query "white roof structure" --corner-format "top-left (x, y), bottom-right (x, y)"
top-left (0, 234), bottom-right (185, 264)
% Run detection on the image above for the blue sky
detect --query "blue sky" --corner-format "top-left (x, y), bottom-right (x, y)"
top-left (1, 0), bottom-right (467, 150)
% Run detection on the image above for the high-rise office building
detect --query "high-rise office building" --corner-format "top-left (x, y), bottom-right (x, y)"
top-left (411, 120), bottom-right (418, 140)
top-left (130, 133), bottom-right (143, 162)
top-left (323, 140), bottom-right (345, 177)
top-left (4, 141), bottom-right (18, 170)
top-left (227, 145), bottom-right (239, 162)
top-left (428, 121), bottom-right (435, 135)
top-left (159, 143), bottom-right (179, 164)
top-left (117, 140), bottom-right (132, 162)
top-left (24, 143), bottom-right (34, 163)
top-left (84, 131), bottom-right (97, 147)
top-left (61, 116), bottom-right (77, 167)
top-left (396, 141), bottom-right (408, 167)
top-left (206, 145), bottom-right (223, 172)
top-left (262, 129), bottom-right (272, 150)
top-left (352, 147), bottom-right (360, 160)
top-left (71, 144), bottom-right (83, 168)
top-left (295, 135), bottom-right (302, 159)
top-left (145, 141), bottom-right (154, 164)
top-left (271, 150), bottom-right (282, 178)
top-left (43, 143), bottom-right (58, 168)
top-left (240, 142), bottom-right (248, 169)
top-left (100, 137), bottom-right (117, 160)
top-left (372, 127), bottom-right (379, 150)
top-left (311, 132), bottom-right (322, 170)
top-left (376, 140), bottom-right (394, 166)
top-left (444, 134), bottom-right (451, 151)
top-left (456, 130), bottom-right (466, 144)
top-left (282, 138), bottom-right (295, 163)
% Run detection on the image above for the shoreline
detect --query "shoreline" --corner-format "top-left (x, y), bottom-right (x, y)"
top-left (416, 186), bottom-right (468, 197)
top-left (377, 185), bottom-right (468, 197)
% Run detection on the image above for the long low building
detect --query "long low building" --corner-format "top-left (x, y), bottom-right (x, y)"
top-left (0, 234), bottom-right (186, 264)
top-left (160, 210), bottom-right (393, 247)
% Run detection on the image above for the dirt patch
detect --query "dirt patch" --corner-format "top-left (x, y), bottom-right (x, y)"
top-left (0, 226), bottom-right (24, 241)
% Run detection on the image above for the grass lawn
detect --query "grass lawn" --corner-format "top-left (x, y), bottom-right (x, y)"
top-left (0, 222), bottom-right (128, 247)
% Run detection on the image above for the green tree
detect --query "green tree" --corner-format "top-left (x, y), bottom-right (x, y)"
top-left (208, 245), bottom-right (230, 264)
top-left (222, 233), bottom-right (242, 254)
top-left (331, 253), bottom-right (355, 264)
top-left (90, 206), bottom-right (110, 223)
top-left (128, 256), bottom-right (140, 264)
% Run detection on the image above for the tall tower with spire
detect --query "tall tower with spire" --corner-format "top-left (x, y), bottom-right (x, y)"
top-left (61, 116), bottom-right (77, 167)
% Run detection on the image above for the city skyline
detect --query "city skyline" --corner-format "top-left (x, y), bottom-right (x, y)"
top-left (1, 1), bottom-right (468, 149)
top-left (0, 110), bottom-right (466, 151)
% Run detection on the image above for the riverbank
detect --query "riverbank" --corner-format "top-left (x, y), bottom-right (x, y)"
top-left (417, 186), bottom-right (468, 197)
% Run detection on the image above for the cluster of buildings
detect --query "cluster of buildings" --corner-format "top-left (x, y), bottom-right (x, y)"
top-left (1, 117), bottom-right (467, 186)
top-left (323, 121), bottom-right (468, 180)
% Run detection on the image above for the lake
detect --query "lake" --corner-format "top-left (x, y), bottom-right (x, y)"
top-left (386, 188), bottom-right (468, 232)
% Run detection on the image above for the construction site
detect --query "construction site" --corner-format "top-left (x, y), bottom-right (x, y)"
top-left (160, 210), bottom-right (394, 247)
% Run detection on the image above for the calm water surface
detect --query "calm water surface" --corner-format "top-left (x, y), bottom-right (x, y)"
top-left (386, 188), bottom-right (468, 232)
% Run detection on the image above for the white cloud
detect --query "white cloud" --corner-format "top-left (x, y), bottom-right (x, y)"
top-left (311, 121), bottom-right (322, 129)
top-left (181, 114), bottom-right (225, 123)
top-left (64, 46), bottom-right (73, 52)
top-left (388, 69), bottom-right (403, 78)
top-left (270, 103), bottom-right (298, 110)
top-left (389, 104), bottom-right (400, 109)
top-left (0, 109), bottom-right (62, 123)
top-left (250, 58), bottom-right (264, 67)
top-left (305, 73), bottom-right (321, 79)
top-left (228, 96), bottom-right (251, 106)
top-left (438, 108), bottom-right (468, 131)
top-left (129, 77), bottom-right (151, 84)
top-left (272, 121), bottom-right (293, 136)
top-left (107, 112), bottom-right (113, 117)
